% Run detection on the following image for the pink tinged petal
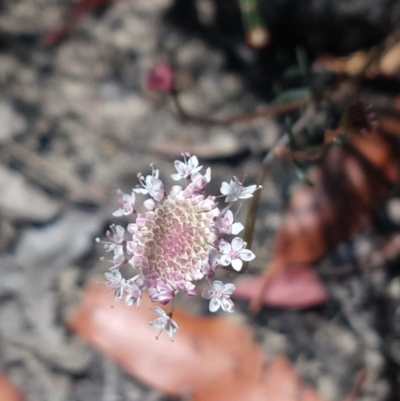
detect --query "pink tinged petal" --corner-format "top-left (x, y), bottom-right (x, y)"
top-left (209, 296), bottom-right (221, 312)
top-left (127, 223), bottom-right (138, 234)
top-left (143, 199), bottom-right (155, 211)
top-left (224, 210), bottom-right (234, 224)
top-left (231, 258), bottom-right (243, 271)
top-left (239, 249), bottom-right (256, 262)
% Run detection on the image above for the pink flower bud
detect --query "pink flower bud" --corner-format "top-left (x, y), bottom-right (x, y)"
top-left (146, 62), bottom-right (174, 92)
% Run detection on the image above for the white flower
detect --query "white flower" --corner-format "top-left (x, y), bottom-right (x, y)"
top-left (96, 224), bottom-right (125, 253)
top-left (125, 282), bottom-right (142, 307)
top-left (113, 190), bottom-right (136, 216)
top-left (220, 177), bottom-right (261, 203)
top-left (171, 153), bottom-right (203, 181)
top-left (214, 210), bottom-right (244, 235)
top-left (219, 237), bottom-right (255, 271)
top-left (201, 280), bottom-right (235, 312)
top-left (149, 306), bottom-right (178, 341)
top-left (134, 166), bottom-right (165, 201)
top-left (183, 167), bottom-right (211, 197)
top-left (105, 270), bottom-right (125, 300)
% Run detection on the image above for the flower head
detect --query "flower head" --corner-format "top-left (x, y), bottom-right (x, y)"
top-left (97, 154), bottom-right (259, 339)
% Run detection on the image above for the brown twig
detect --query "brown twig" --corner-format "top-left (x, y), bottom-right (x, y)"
top-left (343, 369), bottom-right (367, 401)
top-left (170, 87), bottom-right (310, 127)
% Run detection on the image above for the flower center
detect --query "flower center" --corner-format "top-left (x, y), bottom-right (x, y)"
top-left (132, 196), bottom-right (216, 287)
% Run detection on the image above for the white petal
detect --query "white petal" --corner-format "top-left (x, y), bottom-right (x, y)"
top-left (231, 222), bottom-right (244, 235)
top-left (189, 155), bottom-right (199, 168)
top-left (231, 237), bottom-right (244, 251)
top-left (151, 306), bottom-right (167, 318)
top-left (115, 225), bottom-right (125, 238)
top-left (219, 241), bottom-right (231, 253)
top-left (240, 185), bottom-right (257, 196)
top-left (171, 173), bottom-right (182, 181)
top-left (238, 193), bottom-right (253, 199)
top-left (209, 297), bottom-right (221, 312)
top-left (212, 280), bottom-right (224, 291)
top-left (231, 258), bottom-right (243, 271)
top-left (219, 255), bottom-right (231, 266)
top-left (224, 210), bottom-right (234, 224)
top-left (225, 195), bottom-right (238, 203)
top-left (204, 167), bottom-right (211, 182)
top-left (150, 317), bottom-right (165, 329)
top-left (143, 199), bottom-right (155, 211)
top-left (222, 283), bottom-right (235, 295)
top-left (239, 249), bottom-right (256, 262)
top-left (165, 321), bottom-right (178, 340)
top-left (201, 288), bottom-right (213, 299)
top-left (133, 187), bottom-right (149, 194)
top-left (220, 182), bottom-right (232, 195)
top-left (112, 209), bottom-right (124, 217)
top-left (221, 298), bottom-right (234, 313)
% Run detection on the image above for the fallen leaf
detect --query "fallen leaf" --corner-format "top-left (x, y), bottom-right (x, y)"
top-left (234, 265), bottom-right (328, 308)
top-left (69, 281), bottom-right (323, 401)
top-left (247, 98), bottom-right (400, 311)
top-left (0, 375), bottom-right (24, 401)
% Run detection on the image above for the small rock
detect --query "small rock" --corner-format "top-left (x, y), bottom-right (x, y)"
top-left (0, 165), bottom-right (60, 222)
top-left (15, 208), bottom-right (103, 270)
top-left (0, 101), bottom-right (26, 144)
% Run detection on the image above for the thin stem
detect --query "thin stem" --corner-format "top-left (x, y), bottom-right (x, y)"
top-left (170, 86), bottom-right (309, 127)
top-left (169, 296), bottom-right (176, 317)
top-left (240, 104), bottom-right (316, 273)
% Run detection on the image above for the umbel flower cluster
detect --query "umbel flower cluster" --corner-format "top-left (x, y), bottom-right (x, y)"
top-left (97, 153), bottom-right (260, 341)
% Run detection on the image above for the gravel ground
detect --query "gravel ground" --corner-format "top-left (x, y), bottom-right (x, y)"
top-left (0, 1), bottom-right (400, 401)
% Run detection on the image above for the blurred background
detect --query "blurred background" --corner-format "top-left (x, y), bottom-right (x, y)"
top-left (1, 1), bottom-right (400, 400)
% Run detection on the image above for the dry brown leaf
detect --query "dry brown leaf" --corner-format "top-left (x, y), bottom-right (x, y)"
top-left (69, 281), bottom-right (323, 401)
top-left (0, 375), bottom-right (24, 401)
top-left (234, 265), bottom-right (328, 309)
top-left (315, 43), bottom-right (400, 78)
top-left (248, 99), bottom-right (400, 311)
